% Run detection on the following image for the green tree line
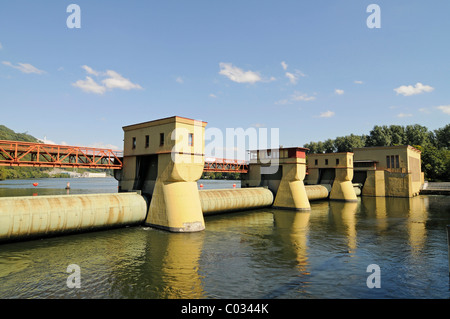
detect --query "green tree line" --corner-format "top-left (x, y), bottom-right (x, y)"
top-left (201, 171), bottom-right (241, 180)
top-left (303, 123), bottom-right (450, 182)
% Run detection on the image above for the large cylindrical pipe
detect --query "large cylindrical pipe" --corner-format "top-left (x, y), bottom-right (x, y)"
top-left (0, 192), bottom-right (147, 243)
top-left (305, 185), bottom-right (330, 201)
top-left (199, 187), bottom-right (274, 215)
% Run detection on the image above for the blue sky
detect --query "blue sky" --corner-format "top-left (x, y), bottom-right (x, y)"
top-left (0, 1), bottom-right (449, 155)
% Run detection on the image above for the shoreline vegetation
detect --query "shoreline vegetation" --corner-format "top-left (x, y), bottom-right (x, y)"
top-left (1, 123), bottom-right (449, 182)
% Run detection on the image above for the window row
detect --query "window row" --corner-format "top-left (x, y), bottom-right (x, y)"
top-left (131, 133), bottom-right (194, 149)
top-left (314, 158), bottom-right (340, 165)
top-left (386, 155), bottom-right (400, 169)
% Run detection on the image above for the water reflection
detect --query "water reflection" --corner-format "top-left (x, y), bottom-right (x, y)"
top-left (0, 179), bottom-right (449, 298)
top-left (273, 210), bottom-right (310, 275)
top-left (329, 201), bottom-right (358, 255)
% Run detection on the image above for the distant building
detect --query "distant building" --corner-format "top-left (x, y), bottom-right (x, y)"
top-left (352, 145), bottom-right (423, 197)
top-left (81, 172), bottom-right (107, 178)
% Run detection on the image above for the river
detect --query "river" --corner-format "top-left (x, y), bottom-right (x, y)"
top-left (0, 177), bottom-right (449, 299)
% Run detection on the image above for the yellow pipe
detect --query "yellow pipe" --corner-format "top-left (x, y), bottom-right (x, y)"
top-left (199, 188), bottom-right (274, 215)
top-left (0, 192), bottom-right (147, 243)
top-left (305, 185), bottom-right (330, 201)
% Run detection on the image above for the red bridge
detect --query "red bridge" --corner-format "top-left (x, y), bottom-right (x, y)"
top-left (0, 140), bottom-right (123, 169)
top-left (0, 140), bottom-right (248, 173)
top-left (203, 157), bottom-right (248, 173)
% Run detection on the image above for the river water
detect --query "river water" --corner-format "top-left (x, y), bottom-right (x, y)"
top-left (0, 177), bottom-right (449, 299)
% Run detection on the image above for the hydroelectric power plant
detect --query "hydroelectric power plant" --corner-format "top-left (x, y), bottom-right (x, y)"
top-left (0, 116), bottom-right (425, 243)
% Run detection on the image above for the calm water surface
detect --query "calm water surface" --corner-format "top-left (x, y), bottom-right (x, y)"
top-left (0, 178), bottom-right (449, 299)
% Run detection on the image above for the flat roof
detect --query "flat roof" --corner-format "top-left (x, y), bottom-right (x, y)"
top-left (307, 152), bottom-right (353, 156)
top-left (248, 147), bottom-right (309, 152)
top-left (353, 145), bottom-right (421, 153)
top-left (123, 116), bottom-right (208, 131)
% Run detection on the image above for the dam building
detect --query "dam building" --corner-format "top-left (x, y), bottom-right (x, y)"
top-left (352, 146), bottom-right (423, 198)
top-left (0, 116), bottom-right (425, 242)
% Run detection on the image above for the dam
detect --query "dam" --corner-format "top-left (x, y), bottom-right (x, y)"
top-left (0, 115), bottom-right (425, 242)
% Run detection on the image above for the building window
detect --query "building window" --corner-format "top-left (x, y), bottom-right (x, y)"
top-left (386, 156), bottom-right (390, 168)
top-left (391, 156), bottom-right (395, 169)
top-left (188, 133), bottom-right (194, 146)
top-left (132, 137), bottom-right (136, 149)
top-left (336, 158), bottom-right (340, 165)
top-left (315, 159), bottom-right (318, 165)
top-left (395, 155), bottom-right (399, 168)
top-left (160, 133), bottom-right (164, 146)
top-left (145, 135), bottom-right (149, 148)
top-left (325, 159), bottom-right (328, 165)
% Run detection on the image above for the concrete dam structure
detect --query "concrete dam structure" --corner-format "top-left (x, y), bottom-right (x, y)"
top-left (0, 115), bottom-right (424, 242)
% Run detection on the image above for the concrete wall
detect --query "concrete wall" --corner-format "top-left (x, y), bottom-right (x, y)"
top-left (353, 145), bottom-right (422, 198)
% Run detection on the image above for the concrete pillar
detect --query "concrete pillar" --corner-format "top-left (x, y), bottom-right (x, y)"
top-left (330, 167), bottom-right (358, 202)
top-left (118, 116), bottom-right (207, 232)
top-left (272, 152), bottom-right (310, 211)
top-left (145, 152), bottom-right (205, 232)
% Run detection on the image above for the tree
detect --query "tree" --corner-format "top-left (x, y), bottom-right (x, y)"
top-left (388, 125), bottom-right (406, 145)
top-left (334, 134), bottom-right (366, 152)
top-left (420, 145), bottom-right (450, 181)
top-left (434, 124), bottom-right (450, 149)
top-left (323, 139), bottom-right (336, 153)
top-left (366, 125), bottom-right (392, 147)
top-left (405, 124), bottom-right (430, 147)
top-left (0, 167), bottom-right (6, 180)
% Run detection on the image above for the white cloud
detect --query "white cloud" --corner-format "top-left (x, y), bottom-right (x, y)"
top-left (209, 93), bottom-right (217, 98)
top-left (397, 113), bottom-right (413, 118)
top-left (276, 91), bottom-right (315, 105)
top-left (284, 70), bottom-right (306, 84)
top-left (394, 82), bottom-right (434, 96)
top-left (285, 72), bottom-right (297, 84)
top-left (2, 61), bottom-right (45, 74)
top-left (72, 76), bottom-right (106, 94)
top-left (436, 105), bottom-right (450, 115)
top-left (0, 42), bottom-right (2, 50)
top-left (335, 89), bottom-right (344, 95)
top-left (419, 107), bottom-right (430, 114)
top-left (88, 142), bottom-right (120, 150)
top-left (175, 76), bottom-right (184, 84)
top-left (73, 66), bottom-right (142, 94)
top-left (281, 61), bottom-right (288, 70)
top-left (82, 65), bottom-right (100, 76)
top-left (38, 137), bottom-right (57, 145)
top-left (354, 80), bottom-right (364, 84)
top-left (102, 70), bottom-right (142, 91)
top-left (291, 92), bottom-right (315, 101)
top-left (319, 111), bottom-right (335, 118)
top-left (251, 123), bottom-right (265, 128)
top-left (219, 62), bottom-right (262, 84)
